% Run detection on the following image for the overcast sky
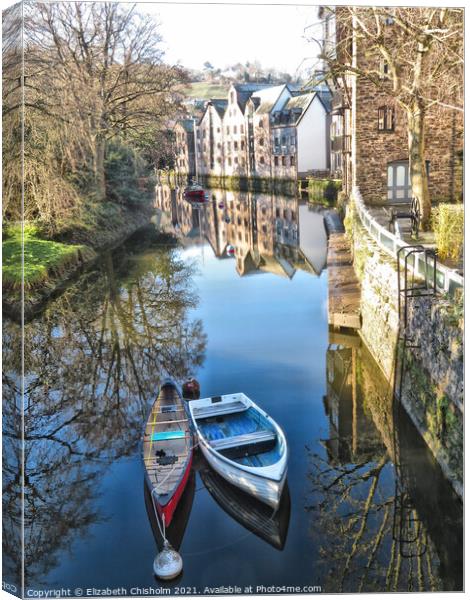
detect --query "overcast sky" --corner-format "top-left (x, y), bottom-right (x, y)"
top-left (142, 2), bottom-right (320, 75)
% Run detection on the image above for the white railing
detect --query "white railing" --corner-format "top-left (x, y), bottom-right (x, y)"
top-left (352, 187), bottom-right (463, 297)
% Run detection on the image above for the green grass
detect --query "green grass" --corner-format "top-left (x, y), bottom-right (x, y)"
top-left (185, 81), bottom-right (228, 100)
top-left (3, 223), bottom-right (90, 289)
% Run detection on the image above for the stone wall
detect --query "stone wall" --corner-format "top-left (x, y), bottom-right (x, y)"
top-left (345, 204), bottom-right (463, 497)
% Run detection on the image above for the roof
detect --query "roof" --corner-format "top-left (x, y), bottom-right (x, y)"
top-left (316, 89), bottom-right (332, 113)
top-left (251, 85), bottom-right (287, 115)
top-left (232, 83), bottom-right (273, 112)
top-left (270, 92), bottom-right (315, 126)
top-left (210, 98), bottom-right (228, 119)
top-left (177, 119), bottom-right (194, 133)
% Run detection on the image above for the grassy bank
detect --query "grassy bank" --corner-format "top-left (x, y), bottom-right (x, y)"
top-left (3, 224), bottom-right (95, 290)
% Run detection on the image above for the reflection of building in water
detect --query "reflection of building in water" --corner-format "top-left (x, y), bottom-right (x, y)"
top-left (324, 329), bottom-right (384, 464)
top-left (155, 185), bottom-right (328, 278)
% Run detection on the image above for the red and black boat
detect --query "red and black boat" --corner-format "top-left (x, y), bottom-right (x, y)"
top-left (143, 381), bottom-right (193, 527)
top-left (183, 183), bottom-right (207, 202)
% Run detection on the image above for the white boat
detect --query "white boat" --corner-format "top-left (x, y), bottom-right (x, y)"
top-left (187, 393), bottom-right (288, 509)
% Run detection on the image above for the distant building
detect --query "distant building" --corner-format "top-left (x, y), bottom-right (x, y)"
top-left (174, 119), bottom-right (196, 177)
top-left (197, 99), bottom-right (228, 177)
top-left (175, 82), bottom-right (331, 181)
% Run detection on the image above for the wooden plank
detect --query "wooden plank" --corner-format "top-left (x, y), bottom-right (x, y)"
top-left (327, 233), bottom-right (361, 330)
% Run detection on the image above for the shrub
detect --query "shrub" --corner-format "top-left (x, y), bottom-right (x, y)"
top-left (431, 204), bottom-right (463, 262)
top-left (307, 178), bottom-right (342, 205)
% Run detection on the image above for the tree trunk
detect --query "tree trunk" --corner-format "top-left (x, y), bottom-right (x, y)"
top-left (407, 102), bottom-right (431, 230)
top-left (94, 136), bottom-right (106, 201)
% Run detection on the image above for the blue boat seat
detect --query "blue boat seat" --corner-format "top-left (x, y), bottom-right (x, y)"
top-left (210, 430), bottom-right (276, 451)
top-left (151, 430), bottom-right (186, 442)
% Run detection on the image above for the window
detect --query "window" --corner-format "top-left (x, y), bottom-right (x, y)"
top-left (379, 58), bottom-right (389, 79)
top-left (227, 141), bottom-right (231, 151)
top-left (234, 141), bottom-right (238, 150)
top-left (281, 136), bottom-right (286, 145)
top-left (290, 135), bottom-right (295, 145)
top-left (290, 156), bottom-right (295, 166)
top-left (234, 125), bottom-right (237, 134)
top-left (281, 156), bottom-right (286, 166)
top-left (260, 156), bottom-right (265, 164)
top-left (378, 106), bottom-right (395, 131)
top-left (226, 126), bottom-right (230, 134)
top-left (228, 157), bottom-right (232, 166)
top-left (258, 118), bottom-right (264, 128)
top-left (259, 138), bottom-right (264, 146)
top-left (241, 124), bottom-right (245, 134)
top-left (241, 141), bottom-right (245, 150)
top-left (274, 156), bottom-right (279, 166)
top-left (234, 157), bottom-right (238, 164)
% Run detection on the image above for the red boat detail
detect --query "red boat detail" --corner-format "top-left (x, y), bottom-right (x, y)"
top-left (156, 453), bottom-right (193, 526)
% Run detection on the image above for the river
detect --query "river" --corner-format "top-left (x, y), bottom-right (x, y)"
top-left (2, 187), bottom-right (462, 594)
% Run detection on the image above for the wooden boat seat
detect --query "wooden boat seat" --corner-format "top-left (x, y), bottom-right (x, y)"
top-left (193, 401), bottom-right (247, 420)
top-left (210, 430), bottom-right (276, 451)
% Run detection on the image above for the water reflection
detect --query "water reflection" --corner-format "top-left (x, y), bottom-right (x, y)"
top-left (2, 186), bottom-right (462, 593)
top-left (155, 185), bottom-right (327, 279)
top-left (307, 328), bottom-right (462, 593)
top-left (2, 228), bottom-right (206, 587)
top-left (199, 462), bottom-right (291, 551)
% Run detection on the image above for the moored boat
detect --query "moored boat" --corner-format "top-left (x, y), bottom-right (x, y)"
top-left (143, 381), bottom-right (193, 527)
top-left (187, 393), bottom-right (288, 508)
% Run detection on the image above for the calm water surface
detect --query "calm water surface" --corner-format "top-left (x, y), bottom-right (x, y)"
top-left (2, 189), bottom-right (463, 594)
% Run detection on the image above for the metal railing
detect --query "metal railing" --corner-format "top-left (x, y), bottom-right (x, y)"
top-left (352, 187), bottom-right (463, 297)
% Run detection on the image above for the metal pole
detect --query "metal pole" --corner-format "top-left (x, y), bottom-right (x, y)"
top-left (193, 116), bottom-right (198, 183)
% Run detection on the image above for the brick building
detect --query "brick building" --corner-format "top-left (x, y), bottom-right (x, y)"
top-left (319, 6), bottom-right (463, 205)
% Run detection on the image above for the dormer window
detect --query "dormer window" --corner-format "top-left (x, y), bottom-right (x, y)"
top-left (378, 106), bottom-right (395, 131)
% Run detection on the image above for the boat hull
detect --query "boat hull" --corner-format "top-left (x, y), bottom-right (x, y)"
top-left (198, 437), bottom-right (286, 509)
top-left (153, 452), bottom-right (193, 527)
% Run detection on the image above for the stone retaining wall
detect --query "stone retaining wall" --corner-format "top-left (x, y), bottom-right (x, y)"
top-left (345, 204), bottom-right (463, 497)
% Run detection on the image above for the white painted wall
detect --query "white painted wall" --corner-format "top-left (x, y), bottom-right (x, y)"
top-left (297, 97), bottom-right (328, 173)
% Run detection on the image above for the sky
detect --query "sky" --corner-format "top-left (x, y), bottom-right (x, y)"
top-left (137, 1), bottom-right (321, 76)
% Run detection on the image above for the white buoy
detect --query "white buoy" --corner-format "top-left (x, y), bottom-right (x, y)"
top-left (153, 541), bottom-right (183, 580)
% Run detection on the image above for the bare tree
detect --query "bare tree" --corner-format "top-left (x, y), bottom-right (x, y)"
top-left (311, 7), bottom-right (463, 229)
top-left (24, 1), bottom-right (188, 201)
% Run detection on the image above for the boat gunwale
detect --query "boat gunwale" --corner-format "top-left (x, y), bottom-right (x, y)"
top-left (189, 393), bottom-right (288, 482)
top-left (143, 382), bottom-right (194, 505)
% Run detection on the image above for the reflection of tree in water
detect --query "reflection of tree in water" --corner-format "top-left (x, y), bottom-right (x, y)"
top-left (306, 339), bottom-right (448, 593)
top-left (306, 442), bottom-right (445, 592)
top-left (2, 230), bottom-right (206, 586)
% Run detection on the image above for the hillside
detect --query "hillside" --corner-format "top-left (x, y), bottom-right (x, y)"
top-left (185, 81), bottom-right (229, 100)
